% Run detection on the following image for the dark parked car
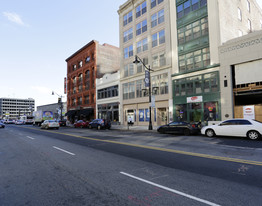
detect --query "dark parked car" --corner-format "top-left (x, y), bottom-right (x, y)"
top-left (89, 119), bottom-right (111, 130)
top-left (157, 121), bottom-right (200, 135)
top-left (74, 120), bottom-right (89, 128)
top-left (0, 122), bottom-right (5, 128)
top-left (59, 120), bottom-right (67, 127)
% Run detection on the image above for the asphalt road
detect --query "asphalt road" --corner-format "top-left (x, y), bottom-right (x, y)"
top-left (1, 124), bottom-right (262, 206)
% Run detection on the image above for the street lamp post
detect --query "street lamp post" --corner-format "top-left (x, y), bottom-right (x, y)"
top-left (52, 91), bottom-right (63, 121)
top-left (133, 55), bottom-right (153, 130)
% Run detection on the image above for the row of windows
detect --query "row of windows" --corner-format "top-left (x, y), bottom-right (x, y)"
top-left (179, 47), bottom-right (210, 73)
top-left (174, 72), bottom-right (219, 97)
top-left (238, 7), bottom-right (253, 31)
top-left (123, 73), bottom-right (168, 100)
top-left (70, 80), bottom-right (95, 95)
top-left (123, 0), bottom-right (164, 26)
top-left (123, 51), bottom-right (166, 78)
top-left (124, 29), bottom-right (165, 59)
top-left (71, 54), bottom-right (94, 72)
top-left (123, 9), bottom-right (165, 43)
top-left (97, 85), bottom-right (119, 100)
top-left (70, 94), bottom-right (95, 106)
top-left (178, 17), bottom-right (208, 45)
top-left (177, 0), bottom-right (207, 19)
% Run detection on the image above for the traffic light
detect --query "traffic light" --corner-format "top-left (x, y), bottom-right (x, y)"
top-left (58, 97), bottom-right (61, 103)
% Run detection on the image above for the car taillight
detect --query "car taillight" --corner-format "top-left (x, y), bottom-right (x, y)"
top-left (191, 124), bottom-right (196, 128)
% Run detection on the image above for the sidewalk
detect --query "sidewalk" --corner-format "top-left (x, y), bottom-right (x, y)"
top-left (110, 124), bottom-right (158, 132)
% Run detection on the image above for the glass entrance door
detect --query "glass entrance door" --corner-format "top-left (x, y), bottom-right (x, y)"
top-left (188, 103), bottom-right (202, 122)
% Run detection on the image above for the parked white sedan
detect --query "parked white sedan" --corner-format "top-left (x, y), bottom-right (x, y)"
top-left (41, 120), bottom-right (59, 130)
top-left (201, 119), bottom-right (262, 140)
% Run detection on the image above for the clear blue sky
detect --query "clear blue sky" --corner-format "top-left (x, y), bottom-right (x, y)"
top-left (0, 0), bottom-right (126, 107)
top-left (1, 0), bottom-right (262, 108)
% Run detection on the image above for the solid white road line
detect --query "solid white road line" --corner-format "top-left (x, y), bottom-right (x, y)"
top-left (120, 172), bottom-right (220, 206)
top-left (53, 146), bottom-right (75, 156)
top-left (26, 136), bottom-right (35, 140)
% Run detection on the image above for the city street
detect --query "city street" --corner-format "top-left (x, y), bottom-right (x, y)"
top-left (1, 125), bottom-right (262, 206)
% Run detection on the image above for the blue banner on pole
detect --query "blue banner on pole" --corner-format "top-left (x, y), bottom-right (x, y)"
top-left (145, 70), bottom-right (150, 87)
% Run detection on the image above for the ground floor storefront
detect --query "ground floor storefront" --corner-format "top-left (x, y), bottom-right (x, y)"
top-left (172, 70), bottom-right (221, 124)
top-left (66, 108), bottom-right (94, 123)
top-left (122, 100), bottom-right (170, 127)
top-left (97, 102), bottom-right (119, 124)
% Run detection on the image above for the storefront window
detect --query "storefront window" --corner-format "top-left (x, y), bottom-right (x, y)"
top-left (189, 103), bottom-right (202, 122)
top-left (139, 109), bottom-right (144, 121)
top-left (175, 104), bottom-right (187, 122)
top-left (204, 102), bottom-right (218, 121)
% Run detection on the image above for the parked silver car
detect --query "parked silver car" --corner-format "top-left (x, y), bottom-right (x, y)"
top-left (41, 120), bottom-right (59, 130)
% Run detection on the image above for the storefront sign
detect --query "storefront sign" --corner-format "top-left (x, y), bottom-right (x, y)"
top-left (187, 96), bottom-right (203, 103)
top-left (243, 105), bottom-right (255, 120)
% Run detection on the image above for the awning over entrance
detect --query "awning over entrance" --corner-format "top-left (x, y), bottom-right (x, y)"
top-left (65, 110), bottom-right (76, 117)
top-left (77, 108), bottom-right (94, 116)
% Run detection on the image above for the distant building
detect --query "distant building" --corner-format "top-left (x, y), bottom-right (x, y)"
top-left (96, 71), bottom-right (120, 124)
top-left (65, 40), bottom-right (120, 122)
top-left (0, 98), bottom-right (35, 119)
top-left (219, 30), bottom-right (262, 121)
top-left (36, 102), bottom-right (67, 120)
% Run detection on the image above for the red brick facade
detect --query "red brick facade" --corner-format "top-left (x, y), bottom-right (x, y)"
top-left (66, 40), bottom-right (97, 120)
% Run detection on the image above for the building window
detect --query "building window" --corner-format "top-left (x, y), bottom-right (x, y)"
top-left (136, 20), bottom-right (147, 36)
top-left (238, 8), bottom-right (242, 21)
top-left (151, 0), bottom-right (164, 9)
top-left (136, 1), bottom-right (147, 18)
top-left (124, 11), bottom-right (133, 26)
top-left (123, 27), bottom-right (133, 43)
top-left (137, 57), bottom-right (148, 73)
top-left (78, 73), bottom-right (83, 83)
top-left (73, 64), bottom-right (77, 71)
top-left (160, 73), bottom-right (168, 94)
top-left (137, 38), bottom-right (148, 53)
top-left (85, 70), bottom-right (90, 79)
top-left (124, 65), bottom-right (129, 77)
top-left (129, 82), bottom-right (135, 99)
top-left (79, 61), bottom-right (83, 68)
top-left (152, 33), bottom-right (158, 47)
top-left (178, 47), bottom-right (210, 73)
top-left (159, 29), bottom-right (165, 44)
top-left (123, 83), bottom-right (129, 100)
top-left (248, 19), bottom-right (252, 31)
top-left (85, 95), bottom-right (89, 104)
top-left (85, 56), bottom-right (90, 63)
top-left (177, 17), bottom-right (208, 45)
top-left (247, 0), bottom-right (250, 12)
top-left (177, 0), bottom-right (207, 19)
top-left (124, 45), bottom-right (133, 59)
top-left (152, 29), bottom-right (165, 48)
top-left (173, 72), bottom-right (219, 97)
top-left (98, 85), bottom-right (119, 100)
top-left (151, 9), bottom-right (164, 28)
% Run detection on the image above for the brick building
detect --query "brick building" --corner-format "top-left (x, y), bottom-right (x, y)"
top-left (65, 40), bottom-right (120, 122)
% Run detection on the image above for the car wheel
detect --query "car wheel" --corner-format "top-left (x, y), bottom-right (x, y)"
top-left (247, 130), bottom-right (260, 140)
top-left (205, 129), bottom-right (215, 137)
top-left (97, 125), bottom-right (101, 130)
top-left (158, 128), bottom-right (165, 134)
top-left (183, 129), bottom-right (191, 136)
top-left (56, 127), bottom-right (59, 130)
